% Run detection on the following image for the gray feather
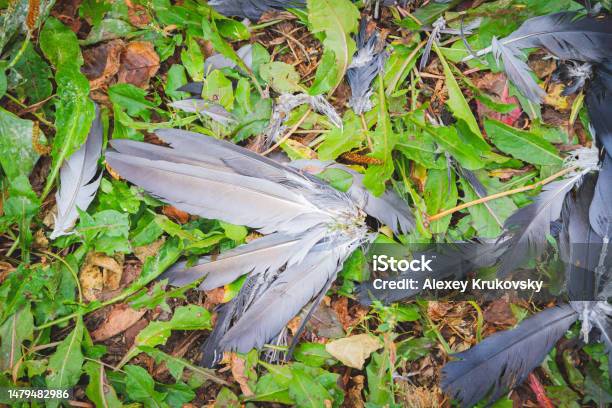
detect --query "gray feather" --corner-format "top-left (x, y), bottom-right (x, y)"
top-left (169, 99), bottom-right (236, 126)
top-left (105, 148), bottom-right (332, 235)
top-left (161, 229), bottom-right (326, 291)
top-left (586, 64), bottom-right (612, 156)
top-left (497, 172), bottom-right (586, 278)
top-left (209, 0), bottom-right (305, 21)
top-left (347, 18), bottom-right (387, 114)
top-left (217, 243), bottom-right (350, 353)
top-left (442, 305), bottom-right (578, 408)
top-left (491, 37), bottom-right (545, 103)
top-left (50, 104), bottom-right (103, 239)
top-left (590, 152), bottom-right (612, 239)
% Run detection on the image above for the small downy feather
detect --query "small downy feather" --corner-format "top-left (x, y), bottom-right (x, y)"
top-left (491, 37), bottom-right (545, 103)
top-left (496, 172), bottom-right (586, 278)
top-left (442, 305), bottom-right (578, 408)
top-left (347, 18), bottom-right (387, 114)
top-left (208, 0), bottom-right (305, 21)
top-left (50, 105), bottom-right (103, 239)
top-left (419, 16), bottom-right (446, 71)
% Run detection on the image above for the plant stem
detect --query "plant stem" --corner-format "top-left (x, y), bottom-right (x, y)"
top-left (428, 166), bottom-right (578, 222)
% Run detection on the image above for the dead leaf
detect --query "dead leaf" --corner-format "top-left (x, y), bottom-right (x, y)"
top-left (80, 252), bottom-right (124, 301)
top-left (544, 83), bottom-right (569, 111)
top-left (483, 297), bottom-right (517, 329)
top-left (91, 304), bottom-right (147, 341)
top-left (82, 39), bottom-right (125, 90)
top-left (230, 353), bottom-right (254, 397)
top-left (306, 302), bottom-right (345, 339)
top-left (126, 0), bottom-right (151, 28)
top-left (162, 205), bottom-right (190, 224)
top-left (325, 334), bottom-right (382, 369)
top-left (346, 375), bottom-right (365, 408)
top-left (117, 41), bottom-right (160, 88)
top-left (133, 237), bottom-right (165, 263)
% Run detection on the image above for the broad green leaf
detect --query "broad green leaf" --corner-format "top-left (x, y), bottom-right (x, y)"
top-left (0, 107), bottom-right (45, 179)
top-left (77, 209), bottom-right (130, 255)
top-left (294, 343), bottom-right (334, 367)
top-left (484, 118), bottom-right (562, 165)
top-left (108, 83), bottom-right (158, 120)
top-left (425, 168), bottom-right (458, 234)
top-left (9, 42), bottom-right (53, 103)
top-left (365, 351), bottom-right (394, 406)
top-left (0, 0), bottom-right (53, 54)
top-left (124, 365), bottom-right (167, 405)
top-left (217, 18), bottom-right (250, 41)
top-left (432, 126), bottom-right (484, 170)
top-left (122, 305), bottom-right (211, 364)
top-left (165, 64), bottom-right (189, 101)
top-left (2, 175), bottom-right (40, 262)
top-left (308, 0), bottom-right (359, 88)
top-left (0, 304), bottom-right (33, 371)
top-left (317, 168), bottom-right (353, 192)
top-left (215, 387), bottom-right (240, 407)
top-left (434, 44), bottom-right (483, 140)
top-left (129, 236), bottom-right (183, 290)
top-left (140, 346), bottom-right (223, 384)
top-left (40, 18), bottom-right (95, 199)
top-left (181, 36), bottom-right (205, 81)
top-left (309, 49), bottom-right (338, 95)
top-left (260, 61), bottom-right (302, 94)
top-left (46, 317), bottom-right (84, 407)
top-left (318, 111), bottom-right (364, 160)
top-left (202, 70), bottom-right (234, 110)
top-left (288, 366), bottom-right (332, 408)
top-left (82, 18), bottom-right (136, 46)
top-left (83, 361), bottom-right (122, 408)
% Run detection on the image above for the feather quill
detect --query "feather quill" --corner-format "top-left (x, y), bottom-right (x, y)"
top-left (442, 305), bottom-right (578, 408)
top-left (50, 105), bottom-right (103, 239)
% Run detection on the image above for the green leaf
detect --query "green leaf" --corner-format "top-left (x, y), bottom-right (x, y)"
top-left (318, 111), bottom-right (364, 160)
top-left (308, 0), bottom-right (360, 88)
top-left (181, 36), bottom-right (205, 81)
top-left (288, 366), bottom-right (332, 408)
top-left (122, 305), bottom-right (211, 364)
top-left (8, 42), bottom-right (53, 104)
top-left (82, 18), bottom-right (136, 46)
top-left (309, 49), bottom-right (338, 95)
top-left (40, 17), bottom-right (83, 71)
top-left (365, 351), bottom-right (394, 406)
top-left (165, 64), bottom-right (189, 101)
top-left (201, 18), bottom-right (250, 74)
top-left (139, 346), bottom-right (222, 384)
top-left (124, 364), bottom-right (167, 405)
top-left (46, 317), bottom-right (84, 407)
top-left (83, 361), bottom-right (122, 408)
top-left (108, 83), bottom-right (158, 120)
top-left (0, 107), bottom-right (45, 179)
top-left (432, 126), bottom-right (484, 170)
top-left (202, 70), bottom-right (234, 110)
top-left (434, 44), bottom-right (483, 140)
top-left (363, 76), bottom-right (398, 196)
top-left (260, 61), bottom-right (302, 94)
top-left (484, 118), bottom-right (563, 165)
top-left (294, 343), bottom-right (334, 367)
top-left (77, 209), bottom-right (131, 255)
top-left (0, 304), bottom-right (33, 371)
top-left (215, 387), bottom-right (240, 407)
top-left (317, 168), bottom-right (353, 192)
top-left (129, 236), bottom-right (183, 290)
top-left (425, 168), bottom-right (458, 234)
top-left (3, 175), bottom-right (40, 262)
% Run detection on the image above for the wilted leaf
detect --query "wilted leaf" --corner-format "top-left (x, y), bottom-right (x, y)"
top-left (117, 41), bottom-right (160, 88)
top-left (325, 334), bottom-right (382, 369)
top-left (91, 304), bottom-right (146, 341)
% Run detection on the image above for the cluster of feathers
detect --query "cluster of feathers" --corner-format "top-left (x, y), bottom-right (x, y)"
top-left (46, 3), bottom-right (612, 407)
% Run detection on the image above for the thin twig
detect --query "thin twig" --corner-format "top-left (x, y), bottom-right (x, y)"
top-left (428, 166), bottom-right (578, 222)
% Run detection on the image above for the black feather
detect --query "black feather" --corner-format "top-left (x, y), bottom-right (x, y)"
top-left (586, 64), bottom-right (612, 158)
top-left (590, 155), bottom-right (612, 240)
top-left (441, 305), bottom-right (578, 408)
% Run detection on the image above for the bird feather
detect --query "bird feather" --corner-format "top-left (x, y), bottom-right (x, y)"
top-left (50, 105), bottom-right (103, 239)
top-left (208, 0), bottom-right (305, 21)
top-left (590, 155), bottom-right (612, 239)
top-left (441, 305), bottom-right (578, 408)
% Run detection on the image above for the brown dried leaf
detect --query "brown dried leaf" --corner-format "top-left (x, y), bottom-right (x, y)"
top-left (117, 41), bottom-right (160, 88)
top-left (91, 304), bottom-right (147, 341)
top-left (133, 237), bottom-right (165, 263)
top-left (82, 39), bottom-right (125, 90)
top-left (325, 334), bottom-right (382, 369)
top-left (346, 375), bottom-right (365, 408)
top-left (162, 205), bottom-right (190, 224)
top-left (483, 297), bottom-right (517, 329)
top-left (230, 353), bottom-right (254, 397)
top-left (80, 252), bottom-right (124, 301)
top-left (126, 0), bottom-right (151, 28)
